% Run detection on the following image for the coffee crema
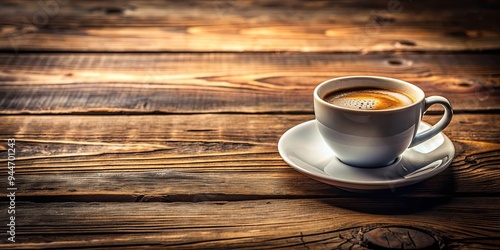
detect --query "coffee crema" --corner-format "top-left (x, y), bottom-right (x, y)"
top-left (323, 87), bottom-right (414, 110)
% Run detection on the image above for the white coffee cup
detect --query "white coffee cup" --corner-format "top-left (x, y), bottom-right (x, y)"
top-left (314, 76), bottom-right (453, 168)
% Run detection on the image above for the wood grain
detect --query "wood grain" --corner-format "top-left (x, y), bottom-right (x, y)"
top-left (0, 0), bottom-right (499, 52)
top-left (0, 1), bottom-right (498, 249)
top-left (0, 199), bottom-right (498, 248)
top-left (0, 53), bottom-right (498, 114)
top-left (0, 114), bottom-right (498, 201)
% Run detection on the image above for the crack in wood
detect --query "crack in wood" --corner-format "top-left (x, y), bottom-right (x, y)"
top-left (299, 232), bottom-right (310, 250)
top-left (364, 226), bottom-right (439, 249)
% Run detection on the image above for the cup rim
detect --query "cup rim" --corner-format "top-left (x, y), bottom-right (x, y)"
top-left (314, 76), bottom-right (425, 113)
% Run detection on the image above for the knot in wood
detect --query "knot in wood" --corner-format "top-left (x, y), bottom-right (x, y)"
top-left (363, 227), bottom-right (438, 250)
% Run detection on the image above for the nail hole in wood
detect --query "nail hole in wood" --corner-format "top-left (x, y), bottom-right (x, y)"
top-left (396, 40), bottom-right (416, 46)
top-left (457, 82), bottom-right (473, 87)
top-left (105, 7), bottom-right (124, 15)
top-left (89, 7), bottom-right (127, 15)
top-left (388, 59), bottom-right (404, 66)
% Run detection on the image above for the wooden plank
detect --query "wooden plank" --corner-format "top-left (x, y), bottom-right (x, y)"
top-left (0, 114), bottom-right (498, 201)
top-left (0, 53), bottom-right (498, 114)
top-left (0, 0), bottom-right (499, 52)
top-left (0, 198), bottom-right (498, 248)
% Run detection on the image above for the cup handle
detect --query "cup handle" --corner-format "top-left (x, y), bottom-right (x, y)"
top-left (409, 96), bottom-right (453, 148)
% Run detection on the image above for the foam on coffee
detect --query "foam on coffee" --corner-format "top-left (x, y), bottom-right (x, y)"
top-left (323, 87), bottom-right (414, 110)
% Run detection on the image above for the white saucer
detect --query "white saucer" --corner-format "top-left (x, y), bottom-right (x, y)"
top-left (278, 120), bottom-right (455, 191)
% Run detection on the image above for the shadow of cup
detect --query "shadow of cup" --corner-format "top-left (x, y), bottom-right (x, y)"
top-left (323, 167), bottom-right (456, 215)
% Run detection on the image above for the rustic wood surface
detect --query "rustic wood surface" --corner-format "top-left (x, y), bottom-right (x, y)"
top-left (1, 0), bottom-right (499, 52)
top-left (0, 0), bottom-right (499, 249)
top-left (0, 114), bottom-right (499, 200)
top-left (0, 53), bottom-right (498, 114)
top-left (1, 199), bottom-right (498, 249)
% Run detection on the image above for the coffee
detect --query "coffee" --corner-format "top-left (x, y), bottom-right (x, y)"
top-left (323, 87), bottom-right (414, 110)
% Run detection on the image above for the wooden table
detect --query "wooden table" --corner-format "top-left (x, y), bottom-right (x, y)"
top-left (0, 1), bottom-right (499, 249)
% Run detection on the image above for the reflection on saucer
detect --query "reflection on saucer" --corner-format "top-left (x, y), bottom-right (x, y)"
top-left (278, 120), bottom-right (455, 191)
top-left (411, 123), bottom-right (445, 154)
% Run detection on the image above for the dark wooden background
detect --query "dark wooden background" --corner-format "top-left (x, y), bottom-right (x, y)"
top-left (0, 0), bottom-right (499, 249)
